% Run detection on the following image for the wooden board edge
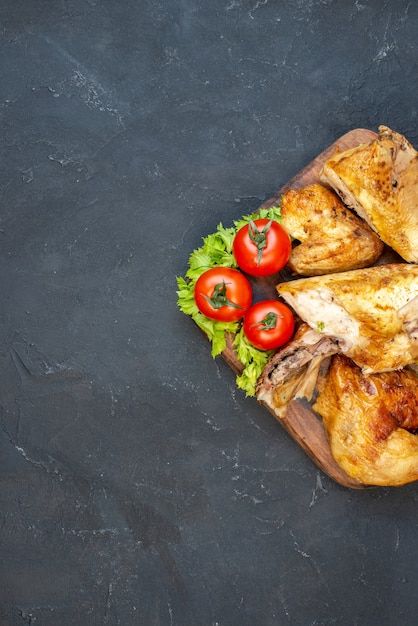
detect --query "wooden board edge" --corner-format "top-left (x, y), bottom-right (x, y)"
top-left (260, 128), bottom-right (378, 207)
top-left (262, 400), bottom-right (366, 489)
top-left (221, 336), bottom-right (366, 488)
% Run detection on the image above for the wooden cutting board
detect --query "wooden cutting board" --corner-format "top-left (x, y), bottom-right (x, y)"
top-left (220, 128), bottom-right (382, 489)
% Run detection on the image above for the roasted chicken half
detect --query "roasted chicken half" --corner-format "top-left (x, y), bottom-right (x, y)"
top-left (320, 125), bottom-right (418, 263)
top-left (313, 355), bottom-right (418, 487)
top-left (276, 263), bottom-right (418, 374)
top-left (281, 183), bottom-right (383, 275)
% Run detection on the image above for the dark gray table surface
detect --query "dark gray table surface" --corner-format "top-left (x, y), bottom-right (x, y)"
top-left (1, 1), bottom-right (418, 624)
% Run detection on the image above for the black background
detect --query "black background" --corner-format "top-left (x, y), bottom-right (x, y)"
top-left (1, 1), bottom-right (418, 624)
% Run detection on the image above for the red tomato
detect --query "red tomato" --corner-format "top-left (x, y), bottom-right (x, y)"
top-left (233, 218), bottom-right (291, 276)
top-left (243, 300), bottom-right (295, 350)
top-left (194, 267), bottom-right (252, 322)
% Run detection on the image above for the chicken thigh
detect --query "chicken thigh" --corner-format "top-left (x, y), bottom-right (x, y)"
top-left (313, 355), bottom-right (418, 486)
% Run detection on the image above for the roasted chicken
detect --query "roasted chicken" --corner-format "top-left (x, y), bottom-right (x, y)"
top-left (281, 183), bottom-right (383, 275)
top-left (320, 125), bottom-right (418, 263)
top-left (313, 355), bottom-right (418, 487)
top-left (276, 263), bottom-right (418, 374)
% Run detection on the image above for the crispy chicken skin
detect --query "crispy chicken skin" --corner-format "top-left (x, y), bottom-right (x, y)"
top-left (313, 355), bottom-right (418, 486)
top-left (276, 264), bottom-right (418, 374)
top-left (320, 125), bottom-right (418, 263)
top-left (281, 183), bottom-right (383, 275)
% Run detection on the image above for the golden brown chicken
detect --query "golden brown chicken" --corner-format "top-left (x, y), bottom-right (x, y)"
top-left (281, 183), bottom-right (383, 275)
top-left (313, 355), bottom-right (418, 486)
top-left (320, 125), bottom-right (418, 263)
top-left (276, 263), bottom-right (418, 374)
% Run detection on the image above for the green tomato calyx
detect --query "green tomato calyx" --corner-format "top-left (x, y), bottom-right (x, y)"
top-left (203, 281), bottom-right (243, 310)
top-left (248, 218), bottom-right (273, 265)
top-left (251, 311), bottom-right (281, 331)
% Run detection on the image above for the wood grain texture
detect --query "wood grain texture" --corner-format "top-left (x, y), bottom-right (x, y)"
top-left (222, 129), bottom-right (381, 489)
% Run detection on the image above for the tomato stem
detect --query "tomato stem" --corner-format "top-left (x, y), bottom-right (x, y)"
top-left (202, 281), bottom-right (243, 310)
top-left (248, 218), bottom-right (273, 265)
top-left (251, 311), bottom-right (281, 331)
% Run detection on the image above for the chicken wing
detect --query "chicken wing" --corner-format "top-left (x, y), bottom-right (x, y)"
top-left (313, 355), bottom-right (418, 486)
top-left (320, 125), bottom-right (418, 263)
top-left (281, 183), bottom-right (383, 275)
